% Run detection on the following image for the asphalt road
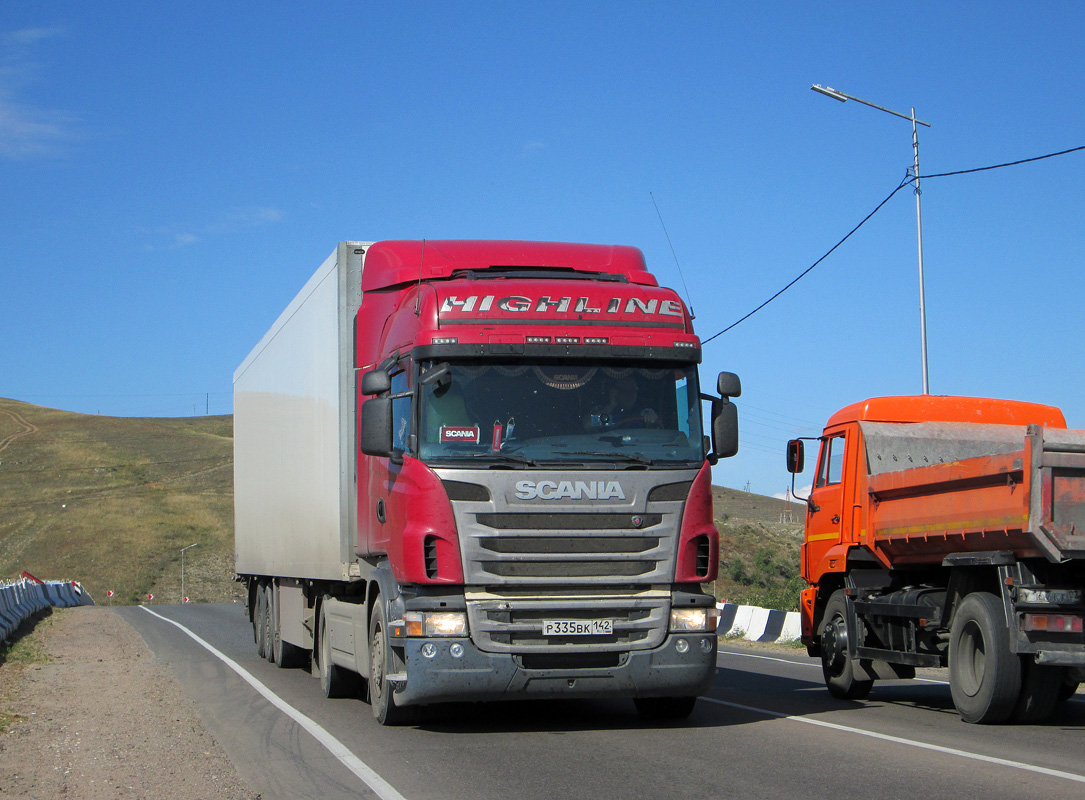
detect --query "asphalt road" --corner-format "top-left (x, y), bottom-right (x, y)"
top-left (118, 603), bottom-right (1085, 800)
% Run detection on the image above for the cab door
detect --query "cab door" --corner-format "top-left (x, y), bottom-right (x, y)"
top-left (802, 431), bottom-right (849, 578)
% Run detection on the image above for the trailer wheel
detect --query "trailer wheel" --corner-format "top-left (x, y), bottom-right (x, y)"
top-left (271, 585), bottom-right (305, 669)
top-left (317, 599), bottom-right (348, 698)
top-left (254, 584), bottom-right (268, 659)
top-left (368, 599), bottom-right (418, 726)
top-left (263, 584), bottom-right (276, 663)
top-left (1012, 662), bottom-right (1064, 723)
top-left (820, 590), bottom-right (873, 700)
top-left (634, 696), bottom-right (697, 721)
top-left (949, 592), bottom-right (1021, 724)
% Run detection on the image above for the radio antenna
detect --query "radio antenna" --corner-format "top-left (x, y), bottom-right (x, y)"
top-left (650, 192), bottom-right (694, 319)
top-left (414, 238), bottom-right (427, 314)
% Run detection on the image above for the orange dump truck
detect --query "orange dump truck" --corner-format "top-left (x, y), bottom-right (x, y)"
top-left (787, 395), bottom-right (1085, 723)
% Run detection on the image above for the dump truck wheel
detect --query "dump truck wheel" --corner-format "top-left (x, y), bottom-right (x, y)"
top-left (820, 590), bottom-right (873, 700)
top-left (949, 592), bottom-right (1022, 723)
top-left (368, 599), bottom-right (419, 726)
top-left (1012, 661), bottom-right (1063, 723)
top-left (634, 696), bottom-right (697, 721)
top-left (1057, 677), bottom-right (1080, 703)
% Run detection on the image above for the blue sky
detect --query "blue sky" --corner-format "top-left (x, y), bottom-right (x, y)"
top-left (3, 2), bottom-right (1084, 496)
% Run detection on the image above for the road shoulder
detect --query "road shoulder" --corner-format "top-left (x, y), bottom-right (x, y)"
top-left (0, 605), bottom-right (255, 799)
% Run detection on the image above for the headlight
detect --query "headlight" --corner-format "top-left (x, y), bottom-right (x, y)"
top-left (670, 607), bottom-right (718, 633)
top-left (402, 611), bottom-right (468, 637)
top-left (1018, 588), bottom-right (1083, 606)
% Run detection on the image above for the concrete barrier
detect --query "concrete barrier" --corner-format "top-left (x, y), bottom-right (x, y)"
top-left (716, 602), bottom-right (801, 644)
top-left (0, 577), bottom-right (95, 644)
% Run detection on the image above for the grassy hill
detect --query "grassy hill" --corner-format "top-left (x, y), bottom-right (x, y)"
top-left (0, 398), bottom-right (805, 610)
top-left (0, 398), bottom-right (239, 605)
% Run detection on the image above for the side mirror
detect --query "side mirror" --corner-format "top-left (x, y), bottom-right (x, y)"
top-left (360, 369), bottom-right (391, 396)
top-left (711, 399), bottom-right (738, 461)
top-left (786, 439), bottom-right (805, 474)
top-left (717, 371), bottom-right (741, 399)
top-left (359, 397), bottom-right (393, 456)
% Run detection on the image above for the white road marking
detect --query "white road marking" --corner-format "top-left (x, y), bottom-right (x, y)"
top-left (702, 695), bottom-right (1085, 784)
top-left (140, 606), bottom-right (408, 800)
top-left (718, 648), bottom-right (949, 684)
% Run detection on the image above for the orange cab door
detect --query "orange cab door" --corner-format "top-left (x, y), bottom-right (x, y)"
top-left (803, 432), bottom-right (848, 578)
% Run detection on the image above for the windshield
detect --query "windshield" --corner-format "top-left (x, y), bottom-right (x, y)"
top-left (417, 361), bottom-right (704, 466)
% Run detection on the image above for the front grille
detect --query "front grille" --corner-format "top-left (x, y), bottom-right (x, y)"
top-left (464, 512), bottom-right (672, 583)
top-left (467, 592), bottom-right (670, 653)
top-left (477, 513), bottom-right (662, 530)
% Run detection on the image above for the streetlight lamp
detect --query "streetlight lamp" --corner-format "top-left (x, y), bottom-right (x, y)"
top-left (812, 84), bottom-right (933, 394)
top-left (180, 543), bottom-right (199, 604)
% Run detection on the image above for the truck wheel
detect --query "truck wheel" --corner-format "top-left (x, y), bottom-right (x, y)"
top-left (263, 584), bottom-right (276, 663)
top-left (317, 600), bottom-right (348, 698)
top-left (368, 600), bottom-right (418, 726)
top-left (634, 696), bottom-right (697, 721)
top-left (949, 592), bottom-right (1022, 724)
top-left (1012, 662), bottom-right (1063, 723)
top-left (820, 590), bottom-right (873, 700)
top-left (254, 584), bottom-right (268, 659)
top-left (271, 586), bottom-right (304, 669)
top-left (1058, 677), bottom-right (1080, 703)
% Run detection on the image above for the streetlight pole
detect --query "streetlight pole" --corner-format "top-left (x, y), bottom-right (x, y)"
top-left (812, 84), bottom-right (932, 394)
top-left (180, 543), bottom-right (198, 604)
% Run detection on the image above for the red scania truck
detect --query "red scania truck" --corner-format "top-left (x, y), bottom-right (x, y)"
top-left (787, 395), bottom-right (1085, 723)
top-left (234, 240), bottom-right (740, 724)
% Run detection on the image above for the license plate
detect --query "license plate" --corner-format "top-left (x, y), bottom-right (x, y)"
top-left (542, 619), bottom-right (613, 636)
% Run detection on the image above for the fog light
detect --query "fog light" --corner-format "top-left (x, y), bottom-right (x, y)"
top-left (700, 637), bottom-right (713, 653)
top-left (675, 638), bottom-right (689, 654)
top-left (450, 643), bottom-right (465, 658)
top-left (421, 642), bottom-right (437, 659)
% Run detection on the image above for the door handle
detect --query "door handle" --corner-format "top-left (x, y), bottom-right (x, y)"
top-left (376, 498), bottom-right (386, 524)
top-left (831, 515), bottom-right (840, 524)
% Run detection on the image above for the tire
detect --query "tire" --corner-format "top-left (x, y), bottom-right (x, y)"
top-left (634, 696), bottom-right (697, 721)
top-left (948, 592), bottom-right (1022, 724)
top-left (253, 584), bottom-right (268, 659)
top-left (368, 599), bottom-right (418, 726)
top-left (317, 599), bottom-right (349, 699)
top-left (1012, 662), bottom-right (1063, 723)
top-left (270, 584), bottom-right (304, 669)
top-left (820, 590), bottom-right (873, 700)
top-left (1057, 678), bottom-right (1080, 704)
top-left (263, 584), bottom-right (276, 663)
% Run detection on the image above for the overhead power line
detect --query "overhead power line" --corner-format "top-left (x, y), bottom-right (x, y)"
top-left (702, 143), bottom-right (1085, 343)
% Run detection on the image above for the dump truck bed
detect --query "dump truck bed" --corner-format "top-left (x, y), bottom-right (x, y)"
top-left (861, 421), bottom-right (1085, 566)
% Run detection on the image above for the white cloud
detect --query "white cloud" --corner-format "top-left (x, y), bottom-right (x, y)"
top-left (0, 27), bottom-right (76, 160)
top-left (143, 207), bottom-right (285, 250)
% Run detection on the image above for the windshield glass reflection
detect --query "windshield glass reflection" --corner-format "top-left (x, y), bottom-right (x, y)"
top-left (418, 361), bottom-right (704, 466)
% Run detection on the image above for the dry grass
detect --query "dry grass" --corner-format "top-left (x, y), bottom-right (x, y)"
top-left (0, 399), bottom-right (241, 605)
top-left (710, 485), bottom-right (806, 610)
top-left (0, 397), bottom-right (803, 610)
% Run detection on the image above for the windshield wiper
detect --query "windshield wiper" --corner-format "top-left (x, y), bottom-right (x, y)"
top-left (553, 450), bottom-right (655, 465)
top-left (462, 450), bottom-right (538, 466)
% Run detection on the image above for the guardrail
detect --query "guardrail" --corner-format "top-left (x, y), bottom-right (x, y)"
top-left (716, 602), bottom-right (801, 644)
top-left (0, 573), bottom-right (95, 644)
